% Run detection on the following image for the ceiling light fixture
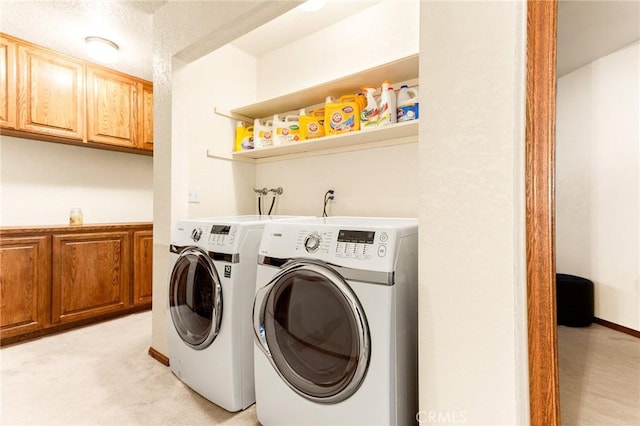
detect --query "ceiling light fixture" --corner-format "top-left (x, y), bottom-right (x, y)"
top-left (85, 36), bottom-right (119, 64)
top-left (299, 0), bottom-right (327, 12)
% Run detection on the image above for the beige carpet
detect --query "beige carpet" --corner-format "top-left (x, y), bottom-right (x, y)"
top-left (0, 311), bottom-right (259, 426)
top-left (558, 323), bottom-right (640, 426)
top-left (2, 312), bottom-right (638, 425)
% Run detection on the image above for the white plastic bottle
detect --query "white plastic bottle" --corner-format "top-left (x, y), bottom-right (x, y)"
top-left (378, 80), bottom-right (397, 126)
top-left (273, 113), bottom-right (301, 145)
top-left (360, 86), bottom-right (379, 130)
top-left (253, 118), bottom-right (273, 148)
top-left (397, 85), bottom-right (419, 122)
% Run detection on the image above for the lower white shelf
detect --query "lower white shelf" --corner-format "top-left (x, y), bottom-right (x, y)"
top-left (228, 120), bottom-right (419, 163)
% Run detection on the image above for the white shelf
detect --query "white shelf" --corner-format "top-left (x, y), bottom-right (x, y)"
top-left (214, 54), bottom-right (420, 163)
top-left (230, 54), bottom-right (419, 119)
top-left (231, 120), bottom-right (419, 163)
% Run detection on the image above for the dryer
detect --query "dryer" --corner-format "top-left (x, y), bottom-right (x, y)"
top-left (252, 217), bottom-right (419, 425)
top-left (167, 215), bottom-right (304, 412)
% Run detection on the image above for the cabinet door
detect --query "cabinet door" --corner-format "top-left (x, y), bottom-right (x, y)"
top-left (0, 35), bottom-right (16, 129)
top-left (0, 236), bottom-right (50, 338)
top-left (138, 82), bottom-right (153, 151)
top-left (86, 66), bottom-right (137, 148)
top-left (17, 44), bottom-right (85, 140)
top-left (133, 230), bottom-right (153, 305)
top-left (52, 232), bottom-right (130, 324)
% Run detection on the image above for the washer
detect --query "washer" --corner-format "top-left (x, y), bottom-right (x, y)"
top-left (252, 216), bottom-right (419, 425)
top-left (167, 215), bottom-right (305, 412)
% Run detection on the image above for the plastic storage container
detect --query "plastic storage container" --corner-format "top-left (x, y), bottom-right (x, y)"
top-left (397, 85), bottom-right (419, 122)
top-left (253, 118), bottom-right (273, 148)
top-left (299, 108), bottom-right (325, 140)
top-left (273, 114), bottom-right (301, 145)
top-left (324, 95), bottom-right (361, 135)
top-left (234, 121), bottom-right (254, 151)
top-left (378, 80), bottom-right (397, 126)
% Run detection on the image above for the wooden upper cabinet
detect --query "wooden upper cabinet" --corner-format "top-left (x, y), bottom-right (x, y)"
top-left (1, 34), bottom-right (153, 154)
top-left (0, 35), bottom-right (17, 129)
top-left (139, 82), bottom-right (153, 151)
top-left (0, 236), bottom-right (50, 338)
top-left (16, 43), bottom-right (85, 140)
top-left (52, 231), bottom-right (130, 324)
top-left (86, 66), bottom-right (138, 148)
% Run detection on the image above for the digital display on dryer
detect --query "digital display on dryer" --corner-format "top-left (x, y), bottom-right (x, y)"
top-left (337, 230), bottom-right (375, 244)
top-left (210, 225), bottom-right (231, 235)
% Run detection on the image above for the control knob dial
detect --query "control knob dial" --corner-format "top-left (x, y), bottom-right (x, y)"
top-left (304, 232), bottom-right (321, 253)
top-left (191, 227), bottom-right (203, 242)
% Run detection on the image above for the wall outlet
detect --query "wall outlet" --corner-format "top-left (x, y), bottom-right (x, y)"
top-left (328, 188), bottom-right (336, 203)
top-left (189, 187), bottom-right (200, 203)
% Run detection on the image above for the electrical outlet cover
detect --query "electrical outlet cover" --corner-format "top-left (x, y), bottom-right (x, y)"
top-left (189, 187), bottom-right (201, 203)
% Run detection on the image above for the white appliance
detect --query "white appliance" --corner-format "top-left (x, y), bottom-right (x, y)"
top-left (252, 216), bottom-right (419, 425)
top-left (167, 215), bottom-right (305, 412)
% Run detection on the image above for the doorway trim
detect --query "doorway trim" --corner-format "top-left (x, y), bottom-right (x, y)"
top-left (526, 1), bottom-right (560, 425)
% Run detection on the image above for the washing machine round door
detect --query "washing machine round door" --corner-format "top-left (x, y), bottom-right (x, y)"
top-left (254, 260), bottom-right (370, 403)
top-left (169, 247), bottom-right (222, 349)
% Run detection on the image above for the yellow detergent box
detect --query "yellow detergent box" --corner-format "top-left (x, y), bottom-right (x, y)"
top-left (234, 122), bottom-right (254, 151)
top-left (324, 95), bottom-right (361, 135)
top-left (299, 108), bottom-right (325, 140)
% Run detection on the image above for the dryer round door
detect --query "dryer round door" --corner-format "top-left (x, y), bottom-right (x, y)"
top-left (169, 247), bottom-right (223, 349)
top-left (253, 260), bottom-right (370, 403)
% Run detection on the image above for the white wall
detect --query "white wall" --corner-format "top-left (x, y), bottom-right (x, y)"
top-left (0, 137), bottom-right (152, 225)
top-left (255, 143), bottom-right (419, 217)
top-left (556, 41), bottom-right (640, 331)
top-left (174, 45), bottom-right (258, 218)
top-left (419, 1), bottom-right (529, 424)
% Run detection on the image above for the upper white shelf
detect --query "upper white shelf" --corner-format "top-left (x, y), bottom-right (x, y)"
top-left (230, 54), bottom-right (419, 120)
top-left (231, 120), bottom-right (419, 162)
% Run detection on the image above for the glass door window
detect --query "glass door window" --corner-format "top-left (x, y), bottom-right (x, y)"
top-left (255, 262), bottom-right (370, 403)
top-left (170, 247), bottom-right (222, 349)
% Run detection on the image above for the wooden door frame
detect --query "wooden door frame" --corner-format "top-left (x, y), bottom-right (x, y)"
top-left (526, 1), bottom-right (560, 425)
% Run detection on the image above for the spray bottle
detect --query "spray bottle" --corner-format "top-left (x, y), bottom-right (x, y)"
top-left (378, 80), bottom-right (397, 126)
top-left (360, 86), bottom-right (379, 130)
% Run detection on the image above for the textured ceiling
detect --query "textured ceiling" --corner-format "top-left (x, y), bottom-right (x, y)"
top-left (231, 0), bottom-right (379, 57)
top-left (1, 1), bottom-right (637, 80)
top-left (119, 0), bottom-right (167, 15)
top-left (1, 0), bottom-right (155, 80)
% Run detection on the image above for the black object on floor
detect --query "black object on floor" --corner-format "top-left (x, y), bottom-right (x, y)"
top-left (556, 273), bottom-right (594, 327)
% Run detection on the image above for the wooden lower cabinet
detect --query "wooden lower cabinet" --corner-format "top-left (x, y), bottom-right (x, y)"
top-left (133, 230), bottom-right (153, 306)
top-left (52, 231), bottom-right (130, 324)
top-left (0, 223), bottom-right (151, 345)
top-left (0, 236), bottom-right (50, 339)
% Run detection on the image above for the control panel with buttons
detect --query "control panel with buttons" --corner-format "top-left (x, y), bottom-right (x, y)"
top-left (295, 228), bottom-right (392, 261)
top-left (205, 224), bottom-right (238, 249)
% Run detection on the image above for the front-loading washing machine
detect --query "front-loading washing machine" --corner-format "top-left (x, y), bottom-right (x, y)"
top-left (167, 215), bottom-right (305, 412)
top-left (252, 216), bottom-right (419, 425)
